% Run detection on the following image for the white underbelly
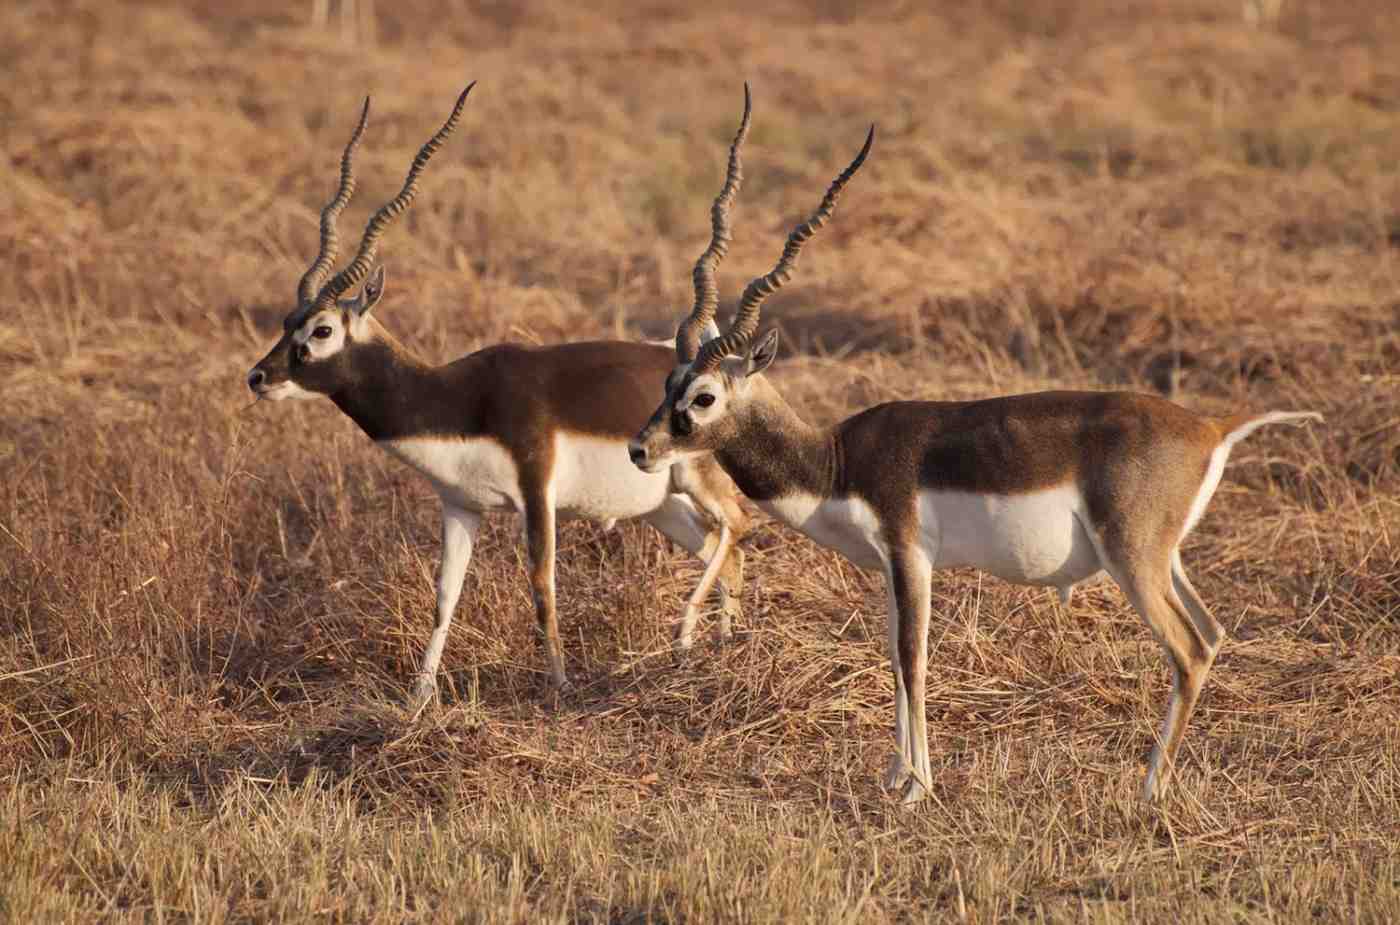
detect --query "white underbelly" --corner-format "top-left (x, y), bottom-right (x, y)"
top-left (922, 486), bottom-right (1101, 587)
top-left (759, 493), bottom-right (888, 571)
top-left (549, 432), bottom-right (671, 521)
top-left (379, 436), bottom-right (524, 512)
top-left (381, 433), bottom-right (671, 522)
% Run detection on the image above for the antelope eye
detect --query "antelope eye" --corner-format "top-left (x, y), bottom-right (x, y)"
top-left (312, 325), bottom-right (333, 340)
top-left (693, 393), bottom-right (716, 409)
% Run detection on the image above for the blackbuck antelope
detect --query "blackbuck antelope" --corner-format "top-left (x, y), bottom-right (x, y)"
top-left (248, 85), bottom-right (755, 702)
top-left (630, 115), bottom-right (1322, 804)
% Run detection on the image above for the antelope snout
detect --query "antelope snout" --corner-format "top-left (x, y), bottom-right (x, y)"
top-left (247, 368), bottom-right (267, 393)
top-left (627, 441), bottom-right (648, 469)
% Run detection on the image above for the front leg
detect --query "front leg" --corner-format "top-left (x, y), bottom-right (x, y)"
top-left (643, 494), bottom-right (738, 651)
top-left (888, 543), bottom-right (935, 806)
top-left (523, 482), bottom-right (569, 691)
top-left (654, 459), bottom-right (749, 649)
top-left (695, 485), bottom-right (748, 643)
top-left (413, 504), bottom-right (481, 710)
top-left (702, 531), bottom-right (745, 641)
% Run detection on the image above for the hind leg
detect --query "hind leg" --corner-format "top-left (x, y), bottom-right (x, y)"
top-left (523, 484), bottom-right (569, 691)
top-left (1093, 540), bottom-right (1223, 801)
top-left (880, 573), bottom-right (912, 793)
top-left (1170, 550), bottom-right (1226, 653)
top-left (1140, 550), bottom-right (1227, 798)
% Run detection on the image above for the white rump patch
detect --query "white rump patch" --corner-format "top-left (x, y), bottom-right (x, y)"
top-left (1181, 445), bottom-right (1227, 540)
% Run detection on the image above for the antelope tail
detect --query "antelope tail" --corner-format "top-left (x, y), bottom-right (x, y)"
top-left (1216, 410), bottom-right (1323, 448)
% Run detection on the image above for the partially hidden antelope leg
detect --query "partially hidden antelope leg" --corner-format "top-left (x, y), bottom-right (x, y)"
top-left (644, 495), bottom-right (735, 651)
top-left (881, 568), bottom-right (912, 793)
top-left (522, 480), bottom-right (568, 691)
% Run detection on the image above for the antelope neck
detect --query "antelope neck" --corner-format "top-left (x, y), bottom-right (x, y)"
top-left (328, 339), bottom-right (454, 442)
top-left (714, 380), bottom-right (840, 502)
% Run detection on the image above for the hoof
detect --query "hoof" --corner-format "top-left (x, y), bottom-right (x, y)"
top-left (882, 755), bottom-right (911, 792)
top-left (410, 675), bottom-right (438, 712)
top-left (900, 777), bottom-right (930, 807)
top-left (544, 679), bottom-right (574, 710)
top-left (717, 604), bottom-right (741, 643)
top-left (1140, 755), bottom-right (1174, 802)
top-left (673, 604), bottom-right (700, 655)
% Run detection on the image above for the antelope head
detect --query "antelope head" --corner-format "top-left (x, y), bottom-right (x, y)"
top-left (247, 84), bottom-right (475, 401)
top-left (630, 119), bottom-right (874, 473)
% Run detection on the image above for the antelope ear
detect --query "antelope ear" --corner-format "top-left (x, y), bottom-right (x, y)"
top-left (346, 266), bottom-right (387, 317)
top-left (744, 328), bottom-right (780, 377)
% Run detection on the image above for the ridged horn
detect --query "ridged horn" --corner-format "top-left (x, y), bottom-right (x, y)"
top-left (312, 82), bottom-right (476, 309)
top-left (297, 97), bottom-right (371, 306)
top-left (694, 124), bottom-right (875, 375)
top-left (676, 83), bottom-right (752, 364)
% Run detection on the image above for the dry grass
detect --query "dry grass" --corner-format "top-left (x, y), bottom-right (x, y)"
top-left (3, 0), bottom-right (1399, 920)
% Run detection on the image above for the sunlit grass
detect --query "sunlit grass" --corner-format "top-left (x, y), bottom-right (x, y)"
top-left (2, 0), bottom-right (1398, 920)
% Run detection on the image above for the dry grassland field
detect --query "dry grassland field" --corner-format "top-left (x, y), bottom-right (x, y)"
top-left (3, 0), bottom-right (1400, 921)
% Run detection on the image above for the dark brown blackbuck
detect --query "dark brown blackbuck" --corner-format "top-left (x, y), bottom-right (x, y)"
top-left (249, 85), bottom-right (758, 703)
